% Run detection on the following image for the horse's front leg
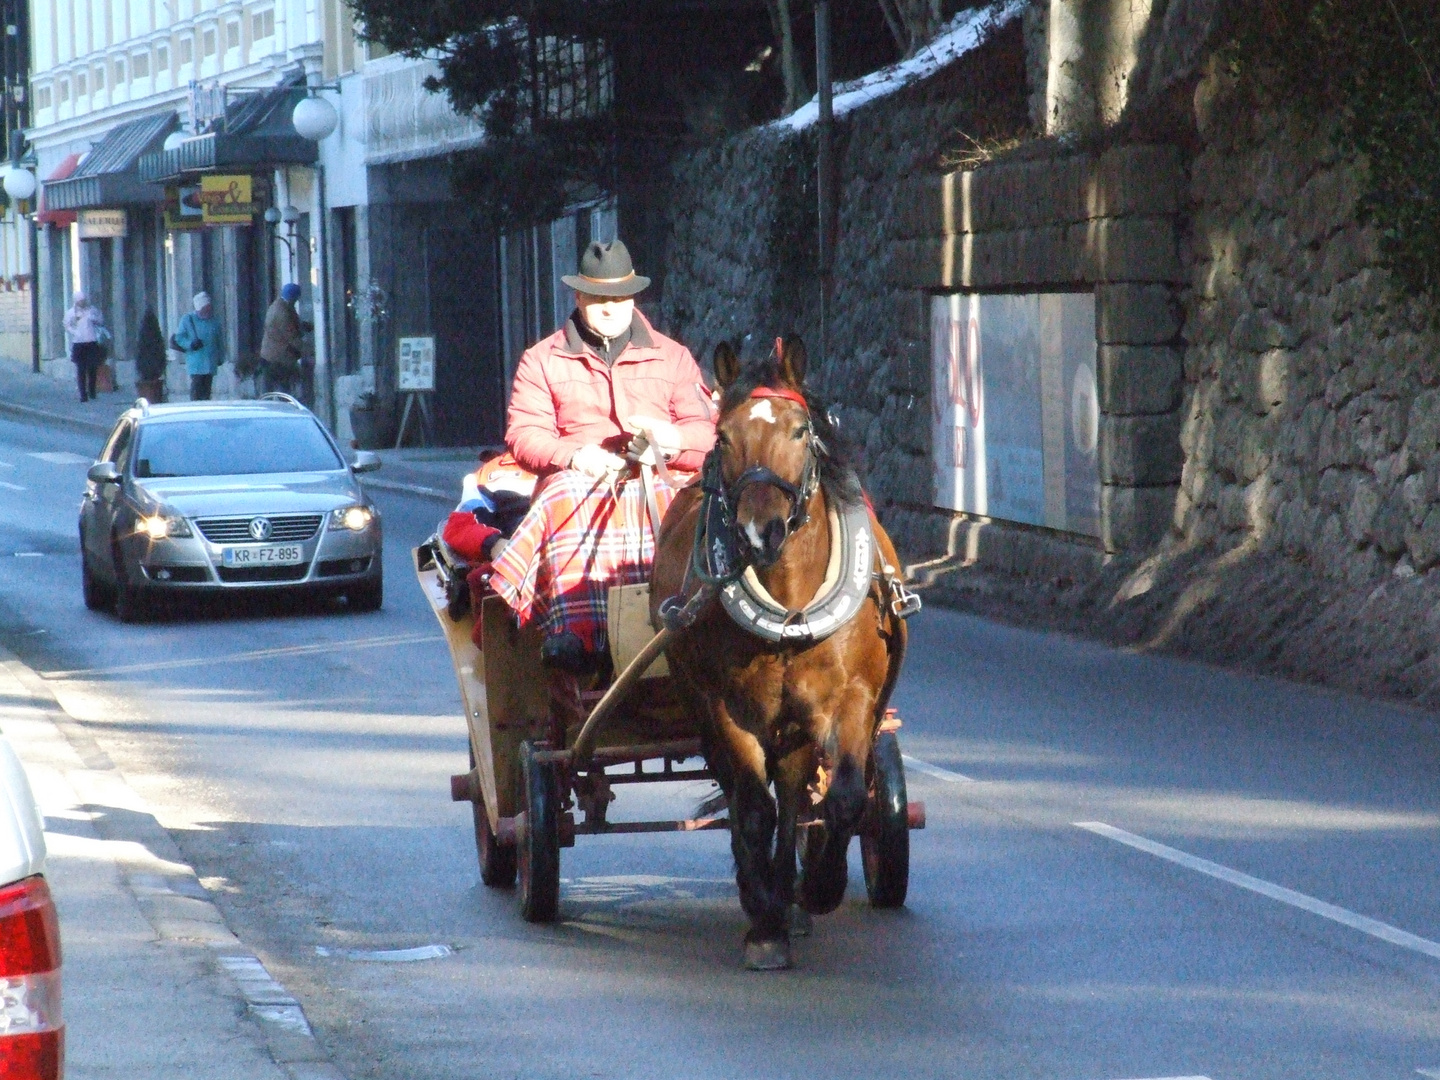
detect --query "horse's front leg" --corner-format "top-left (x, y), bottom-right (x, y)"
top-left (800, 682), bottom-right (876, 915)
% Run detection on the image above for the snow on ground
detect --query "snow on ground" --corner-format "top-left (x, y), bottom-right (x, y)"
top-left (772, 0), bottom-right (1026, 132)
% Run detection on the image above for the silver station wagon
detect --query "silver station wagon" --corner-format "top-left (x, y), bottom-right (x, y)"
top-left (79, 394), bottom-right (384, 621)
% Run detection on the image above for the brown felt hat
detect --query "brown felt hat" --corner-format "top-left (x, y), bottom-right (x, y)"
top-left (562, 240), bottom-right (651, 298)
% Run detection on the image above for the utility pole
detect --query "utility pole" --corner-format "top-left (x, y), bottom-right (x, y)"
top-left (814, 0), bottom-right (834, 368)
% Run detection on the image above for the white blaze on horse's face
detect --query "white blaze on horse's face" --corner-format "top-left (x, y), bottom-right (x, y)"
top-left (748, 398), bottom-right (777, 424)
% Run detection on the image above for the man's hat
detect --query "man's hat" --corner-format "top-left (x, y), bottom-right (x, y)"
top-left (562, 240), bottom-right (651, 298)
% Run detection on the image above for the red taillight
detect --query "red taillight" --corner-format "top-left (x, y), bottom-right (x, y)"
top-left (0, 876), bottom-right (64, 1080)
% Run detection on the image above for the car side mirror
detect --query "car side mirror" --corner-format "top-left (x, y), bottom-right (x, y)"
top-left (87, 461), bottom-right (121, 485)
top-left (350, 451), bottom-right (381, 474)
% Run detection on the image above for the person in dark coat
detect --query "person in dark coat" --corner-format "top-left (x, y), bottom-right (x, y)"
top-left (259, 283), bottom-right (308, 396)
top-left (135, 307), bottom-right (167, 403)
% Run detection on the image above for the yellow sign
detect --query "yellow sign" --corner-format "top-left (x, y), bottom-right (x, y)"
top-left (199, 174), bottom-right (256, 224)
top-left (162, 185), bottom-right (204, 231)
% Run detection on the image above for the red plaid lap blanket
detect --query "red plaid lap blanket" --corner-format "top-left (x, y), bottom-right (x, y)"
top-left (489, 469), bottom-right (679, 653)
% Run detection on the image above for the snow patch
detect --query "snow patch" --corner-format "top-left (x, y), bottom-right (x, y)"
top-left (771, 0), bottom-right (1026, 132)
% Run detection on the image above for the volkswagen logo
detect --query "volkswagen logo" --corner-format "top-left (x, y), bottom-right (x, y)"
top-left (248, 517), bottom-right (273, 541)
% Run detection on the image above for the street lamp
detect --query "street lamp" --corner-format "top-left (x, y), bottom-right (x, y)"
top-left (2, 160), bottom-right (39, 374)
top-left (2, 163), bottom-right (35, 201)
top-left (291, 83), bottom-right (340, 428)
top-left (292, 95), bottom-right (337, 142)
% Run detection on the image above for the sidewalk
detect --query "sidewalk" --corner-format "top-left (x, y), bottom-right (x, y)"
top-left (0, 357), bottom-right (471, 506)
top-left (0, 646), bottom-right (346, 1080)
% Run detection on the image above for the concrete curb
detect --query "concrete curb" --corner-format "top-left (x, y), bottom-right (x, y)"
top-left (0, 648), bottom-right (351, 1080)
top-left (362, 476), bottom-right (455, 505)
top-left (0, 397), bottom-right (112, 435)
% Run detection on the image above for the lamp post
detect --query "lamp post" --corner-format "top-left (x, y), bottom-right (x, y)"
top-left (292, 85), bottom-right (338, 427)
top-left (2, 157), bottom-right (38, 373)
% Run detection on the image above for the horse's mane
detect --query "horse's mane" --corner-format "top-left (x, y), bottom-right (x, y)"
top-left (719, 358), bottom-right (865, 508)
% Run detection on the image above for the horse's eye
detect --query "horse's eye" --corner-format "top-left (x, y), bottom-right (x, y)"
top-left (792, 427), bottom-right (807, 440)
top-left (716, 431), bottom-right (731, 448)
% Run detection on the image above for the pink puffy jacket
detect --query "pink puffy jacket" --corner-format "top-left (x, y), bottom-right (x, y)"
top-left (505, 311), bottom-right (717, 474)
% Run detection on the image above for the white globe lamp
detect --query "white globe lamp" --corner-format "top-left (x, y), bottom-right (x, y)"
top-left (162, 131), bottom-right (187, 151)
top-left (292, 95), bottom-right (338, 142)
top-left (2, 166), bottom-right (36, 202)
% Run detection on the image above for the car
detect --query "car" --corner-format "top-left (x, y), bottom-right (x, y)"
top-left (0, 732), bottom-right (63, 1079)
top-left (79, 393), bottom-right (384, 621)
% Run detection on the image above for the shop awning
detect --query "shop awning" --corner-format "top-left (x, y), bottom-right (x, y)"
top-left (36, 153), bottom-right (81, 227)
top-left (45, 112), bottom-right (179, 210)
top-left (138, 79), bottom-right (317, 184)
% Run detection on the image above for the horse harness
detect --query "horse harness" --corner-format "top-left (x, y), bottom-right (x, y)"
top-left (658, 387), bottom-right (921, 643)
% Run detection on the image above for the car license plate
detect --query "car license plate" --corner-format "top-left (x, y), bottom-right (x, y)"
top-left (222, 544), bottom-right (303, 567)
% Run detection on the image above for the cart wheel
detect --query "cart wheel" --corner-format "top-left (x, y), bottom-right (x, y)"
top-left (517, 741), bottom-right (561, 923)
top-left (862, 730), bottom-right (909, 908)
top-left (470, 747), bottom-right (516, 888)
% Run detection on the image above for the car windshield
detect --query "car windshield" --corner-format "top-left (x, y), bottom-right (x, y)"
top-left (133, 416), bottom-right (344, 477)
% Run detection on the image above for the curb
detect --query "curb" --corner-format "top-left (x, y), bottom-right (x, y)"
top-left (0, 397), bottom-right (112, 436)
top-left (362, 476), bottom-right (455, 505)
top-left (0, 647), bottom-right (351, 1080)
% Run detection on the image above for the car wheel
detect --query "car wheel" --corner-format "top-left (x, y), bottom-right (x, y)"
top-left (111, 539), bottom-right (148, 624)
top-left (347, 573), bottom-right (383, 612)
top-left (81, 548), bottom-right (110, 611)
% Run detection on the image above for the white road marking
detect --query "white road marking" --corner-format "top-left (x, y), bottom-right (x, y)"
top-left (1416, 1068), bottom-right (1440, 1078)
top-left (748, 398), bottom-right (777, 424)
top-left (28, 451), bottom-right (91, 465)
top-left (0, 480), bottom-right (26, 491)
top-left (315, 944), bottom-right (452, 962)
top-left (0, 459), bottom-right (12, 467)
top-left (902, 753), bottom-right (976, 784)
top-left (13, 552), bottom-right (43, 558)
top-left (1077, 821), bottom-right (1440, 961)
top-left (47, 630), bottom-right (442, 678)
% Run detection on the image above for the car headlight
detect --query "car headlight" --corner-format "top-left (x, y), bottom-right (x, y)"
top-left (139, 513), bottom-right (192, 539)
top-left (330, 505), bottom-right (373, 531)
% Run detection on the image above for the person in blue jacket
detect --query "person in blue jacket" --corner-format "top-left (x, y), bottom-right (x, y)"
top-left (172, 291), bottom-right (225, 401)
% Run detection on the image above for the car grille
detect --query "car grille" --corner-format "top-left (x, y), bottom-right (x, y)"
top-left (217, 564), bottom-right (310, 583)
top-left (196, 514), bottom-right (323, 544)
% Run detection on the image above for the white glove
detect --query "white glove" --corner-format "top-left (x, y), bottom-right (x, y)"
top-left (569, 443), bottom-right (626, 480)
top-left (624, 416), bottom-right (683, 461)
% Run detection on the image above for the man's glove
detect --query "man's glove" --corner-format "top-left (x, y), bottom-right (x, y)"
top-left (623, 417), bottom-right (683, 463)
top-left (570, 443), bottom-right (626, 480)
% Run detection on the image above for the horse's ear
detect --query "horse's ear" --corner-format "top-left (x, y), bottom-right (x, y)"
top-left (713, 342), bottom-right (741, 391)
top-left (779, 335), bottom-right (807, 389)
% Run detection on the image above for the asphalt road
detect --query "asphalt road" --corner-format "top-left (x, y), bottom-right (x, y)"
top-left (2, 410), bottom-right (1440, 1080)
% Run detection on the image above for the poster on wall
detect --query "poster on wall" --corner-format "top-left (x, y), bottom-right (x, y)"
top-left (199, 174), bottom-right (256, 224)
top-left (931, 292), bottom-right (1100, 537)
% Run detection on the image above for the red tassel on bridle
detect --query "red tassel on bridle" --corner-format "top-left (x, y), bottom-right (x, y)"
top-left (753, 337), bottom-right (808, 407)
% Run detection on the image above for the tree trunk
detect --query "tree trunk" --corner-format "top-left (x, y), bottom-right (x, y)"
top-left (767, 0), bottom-right (807, 113)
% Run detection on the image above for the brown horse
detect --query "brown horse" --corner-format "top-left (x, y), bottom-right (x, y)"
top-left (650, 336), bottom-right (910, 970)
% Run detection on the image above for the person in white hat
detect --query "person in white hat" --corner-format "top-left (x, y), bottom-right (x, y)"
top-left (170, 291), bottom-right (225, 400)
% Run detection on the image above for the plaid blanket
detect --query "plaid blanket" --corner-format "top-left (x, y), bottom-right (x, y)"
top-left (489, 468), bottom-right (679, 653)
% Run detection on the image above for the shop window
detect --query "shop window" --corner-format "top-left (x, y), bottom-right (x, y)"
top-left (252, 7), bottom-right (275, 41)
top-left (931, 292), bottom-right (1100, 537)
top-left (202, 27), bottom-right (217, 57)
top-left (178, 37), bottom-right (193, 66)
top-left (34, 85), bottom-right (50, 110)
top-left (226, 20), bottom-right (240, 50)
top-left (156, 45), bottom-right (168, 72)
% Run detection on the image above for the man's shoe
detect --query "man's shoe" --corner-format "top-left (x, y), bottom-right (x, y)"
top-left (541, 631), bottom-right (605, 675)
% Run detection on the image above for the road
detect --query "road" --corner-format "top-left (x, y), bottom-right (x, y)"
top-left (2, 409), bottom-right (1440, 1080)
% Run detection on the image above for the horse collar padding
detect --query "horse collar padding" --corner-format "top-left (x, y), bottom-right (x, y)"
top-left (719, 499), bottom-right (874, 644)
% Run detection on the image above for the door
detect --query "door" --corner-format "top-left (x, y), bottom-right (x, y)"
top-left (82, 419), bottom-right (132, 577)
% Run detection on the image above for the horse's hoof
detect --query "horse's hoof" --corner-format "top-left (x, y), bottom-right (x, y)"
top-left (743, 937), bottom-right (792, 971)
top-left (789, 905), bottom-right (813, 937)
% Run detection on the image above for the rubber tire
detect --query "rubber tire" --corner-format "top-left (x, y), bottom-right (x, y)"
top-left (81, 548), bottom-right (109, 611)
top-left (111, 540), bottom-right (148, 624)
top-left (861, 730), bottom-right (910, 908)
top-left (517, 740), bottom-right (561, 923)
top-left (471, 746), bottom-right (517, 888)
top-left (347, 572), bottom-right (383, 612)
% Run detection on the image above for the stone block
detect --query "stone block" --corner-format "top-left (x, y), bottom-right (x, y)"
top-left (1097, 283), bottom-right (1181, 344)
top-left (1091, 145), bottom-right (1183, 220)
top-left (1101, 484), bottom-right (1179, 552)
top-left (1100, 412), bottom-right (1184, 485)
top-left (1098, 345), bottom-right (1183, 415)
top-left (1080, 217), bottom-right (1185, 283)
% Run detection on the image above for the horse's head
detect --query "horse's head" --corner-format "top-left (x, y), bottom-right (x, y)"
top-left (710, 336), bottom-right (823, 568)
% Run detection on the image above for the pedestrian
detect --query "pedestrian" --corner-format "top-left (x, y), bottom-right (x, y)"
top-left (171, 291), bottom-right (224, 401)
top-left (135, 307), bottom-right (167, 403)
top-left (259, 282), bottom-right (308, 397)
top-left (63, 292), bottom-right (106, 402)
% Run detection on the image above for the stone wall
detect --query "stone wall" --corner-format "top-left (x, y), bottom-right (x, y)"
top-left (1176, 66), bottom-right (1440, 581)
top-left (660, 18), bottom-right (1030, 557)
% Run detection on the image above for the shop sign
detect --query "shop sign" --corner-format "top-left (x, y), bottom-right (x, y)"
top-left (200, 174), bottom-right (257, 224)
top-left (163, 185), bottom-right (205, 231)
top-left (931, 292), bottom-right (1101, 538)
top-left (78, 208), bottom-right (127, 239)
top-left (397, 337), bottom-right (436, 392)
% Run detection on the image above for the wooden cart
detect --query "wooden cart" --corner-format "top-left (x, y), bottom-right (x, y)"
top-left (415, 534), bottom-right (923, 923)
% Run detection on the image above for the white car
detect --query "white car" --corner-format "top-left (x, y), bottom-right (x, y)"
top-left (0, 734), bottom-right (63, 1078)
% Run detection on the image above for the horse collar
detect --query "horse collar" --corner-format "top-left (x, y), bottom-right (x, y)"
top-left (718, 499), bottom-right (874, 645)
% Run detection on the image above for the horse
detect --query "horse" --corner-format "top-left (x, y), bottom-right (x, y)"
top-left (650, 335), bottom-right (910, 970)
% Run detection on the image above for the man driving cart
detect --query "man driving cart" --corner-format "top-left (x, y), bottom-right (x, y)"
top-left (483, 240), bottom-right (716, 724)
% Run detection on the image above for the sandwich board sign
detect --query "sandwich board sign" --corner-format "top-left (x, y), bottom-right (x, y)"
top-left (397, 336), bottom-right (436, 392)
